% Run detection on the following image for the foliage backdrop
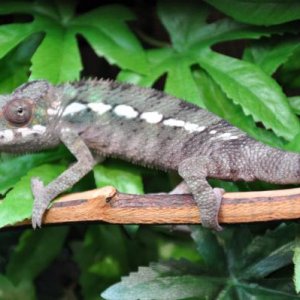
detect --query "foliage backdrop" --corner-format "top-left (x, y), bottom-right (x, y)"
top-left (0, 0), bottom-right (300, 299)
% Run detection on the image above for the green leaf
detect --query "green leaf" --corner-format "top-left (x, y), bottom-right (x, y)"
top-left (102, 260), bottom-right (222, 300)
top-left (204, 0), bottom-right (300, 25)
top-left (197, 48), bottom-right (300, 140)
top-left (164, 57), bottom-right (204, 105)
top-left (284, 133), bottom-right (300, 152)
top-left (293, 236), bottom-right (300, 293)
top-left (240, 224), bottom-right (297, 278)
top-left (0, 1), bottom-right (56, 16)
top-left (0, 1), bottom-right (147, 83)
top-left (243, 38), bottom-right (300, 75)
top-left (6, 227), bottom-right (68, 283)
top-left (125, 0), bottom-right (293, 111)
top-left (0, 24), bottom-right (35, 59)
top-left (74, 226), bottom-right (125, 300)
top-left (30, 24), bottom-right (82, 82)
top-left (93, 163), bottom-right (143, 194)
top-left (236, 284), bottom-right (300, 300)
top-left (279, 46), bottom-right (300, 89)
top-left (0, 33), bottom-right (43, 93)
top-left (74, 225), bottom-right (158, 300)
top-left (243, 242), bottom-right (294, 279)
top-left (123, 224), bottom-right (140, 237)
top-left (289, 96), bottom-right (300, 115)
top-left (0, 164), bottom-right (66, 228)
top-left (53, 0), bottom-right (76, 23)
top-left (193, 69), bottom-right (284, 147)
top-left (0, 275), bottom-right (35, 300)
top-left (157, 0), bottom-right (209, 52)
top-left (157, 0), bottom-right (282, 51)
top-left (0, 147), bottom-right (68, 194)
top-left (72, 5), bottom-right (148, 73)
top-left (190, 226), bottom-right (225, 272)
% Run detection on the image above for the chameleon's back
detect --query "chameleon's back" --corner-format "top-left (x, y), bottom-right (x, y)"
top-left (61, 79), bottom-right (247, 171)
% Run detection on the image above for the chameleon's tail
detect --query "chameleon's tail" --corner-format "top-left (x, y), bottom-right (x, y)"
top-left (253, 143), bottom-right (300, 184)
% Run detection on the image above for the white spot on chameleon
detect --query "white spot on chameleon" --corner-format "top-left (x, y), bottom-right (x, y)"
top-left (218, 132), bottom-right (231, 138)
top-left (63, 102), bottom-right (86, 116)
top-left (183, 122), bottom-right (198, 132)
top-left (114, 105), bottom-right (138, 119)
top-left (88, 103), bottom-right (112, 115)
top-left (140, 111), bottom-right (163, 124)
top-left (0, 129), bottom-right (14, 142)
top-left (51, 100), bottom-right (61, 108)
top-left (218, 132), bottom-right (239, 140)
top-left (32, 125), bottom-right (46, 134)
top-left (195, 126), bottom-right (206, 132)
top-left (160, 118), bottom-right (207, 133)
top-left (184, 122), bottom-right (206, 133)
top-left (47, 108), bottom-right (59, 116)
top-left (17, 128), bottom-right (33, 138)
top-left (163, 118), bottom-right (185, 127)
top-left (209, 130), bottom-right (217, 134)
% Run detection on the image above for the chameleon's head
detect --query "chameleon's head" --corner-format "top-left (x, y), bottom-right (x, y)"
top-left (0, 80), bottom-right (62, 152)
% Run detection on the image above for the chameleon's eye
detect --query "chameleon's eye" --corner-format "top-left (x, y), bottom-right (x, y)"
top-left (3, 98), bottom-right (33, 126)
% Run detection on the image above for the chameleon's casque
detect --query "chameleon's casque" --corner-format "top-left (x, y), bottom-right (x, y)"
top-left (0, 80), bottom-right (299, 229)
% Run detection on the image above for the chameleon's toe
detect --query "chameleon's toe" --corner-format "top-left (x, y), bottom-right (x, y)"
top-left (31, 212), bottom-right (43, 229)
top-left (32, 200), bottom-right (47, 229)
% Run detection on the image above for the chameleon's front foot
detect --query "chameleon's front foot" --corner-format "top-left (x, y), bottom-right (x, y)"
top-left (31, 177), bottom-right (49, 229)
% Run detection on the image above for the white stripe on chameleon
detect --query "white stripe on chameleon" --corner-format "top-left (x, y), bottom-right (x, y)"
top-left (114, 104), bottom-right (138, 119)
top-left (0, 129), bottom-right (14, 142)
top-left (88, 103), bottom-right (112, 115)
top-left (58, 101), bottom-right (215, 136)
top-left (163, 118), bottom-right (185, 127)
top-left (63, 102), bottom-right (86, 116)
top-left (140, 111), bottom-right (163, 124)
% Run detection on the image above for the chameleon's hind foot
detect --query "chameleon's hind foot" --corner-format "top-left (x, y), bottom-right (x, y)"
top-left (211, 187), bottom-right (225, 231)
top-left (178, 157), bottom-right (225, 231)
top-left (31, 177), bottom-right (48, 229)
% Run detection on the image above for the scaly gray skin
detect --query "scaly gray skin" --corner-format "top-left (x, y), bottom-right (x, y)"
top-left (0, 79), bottom-right (299, 230)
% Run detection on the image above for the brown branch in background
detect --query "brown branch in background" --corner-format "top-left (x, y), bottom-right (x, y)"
top-left (18, 186), bottom-right (300, 226)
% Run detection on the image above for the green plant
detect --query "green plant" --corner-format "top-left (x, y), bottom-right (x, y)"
top-left (0, 0), bottom-right (300, 299)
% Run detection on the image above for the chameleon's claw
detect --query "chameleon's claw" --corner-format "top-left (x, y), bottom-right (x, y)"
top-left (31, 177), bottom-right (47, 229)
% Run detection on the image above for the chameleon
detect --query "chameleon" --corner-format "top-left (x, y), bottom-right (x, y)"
top-left (0, 79), bottom-right (299, 230)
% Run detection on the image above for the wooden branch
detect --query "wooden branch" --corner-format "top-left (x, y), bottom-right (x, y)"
top-left (17, 186), bottom-right (300, 226)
